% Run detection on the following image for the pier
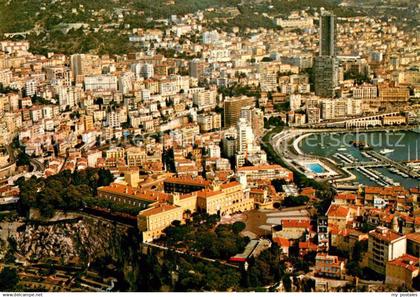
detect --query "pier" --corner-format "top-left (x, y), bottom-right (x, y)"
top-left (343, 162), bottom-right (391, 168)
top-left (335, 151), bottom-right (419, 186)
top-left (365, 151), bottom-right (420, 179)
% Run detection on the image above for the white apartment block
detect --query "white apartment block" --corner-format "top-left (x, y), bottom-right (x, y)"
top-left (84, 75), bottom-right (118, 91)
top-left (352, 85), bottom-right (378, 99)
top-left (25, 79), bottom-right (37, 97)
top-left (368, 227), bottom-right (407, 275)
top-left (193, 90), bottom-right (217, 110)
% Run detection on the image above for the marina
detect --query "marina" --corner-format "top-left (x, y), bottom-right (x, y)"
top-left (299, 130), bottom-right (420, 189)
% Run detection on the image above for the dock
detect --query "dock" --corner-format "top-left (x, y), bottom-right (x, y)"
top-left (365, 151), bottom-right (420, 179)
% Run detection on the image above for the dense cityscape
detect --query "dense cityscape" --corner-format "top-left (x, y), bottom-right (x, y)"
top-left (0, 0), bottom-right (419, 293)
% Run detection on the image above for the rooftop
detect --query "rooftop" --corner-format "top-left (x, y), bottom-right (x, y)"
top-left (364, 186), bottom-right (408, 197)
top-left (237, 164), bottom-right (289, 172)
top-left (388, 254), bottom-right (419, 272)
top-left (369, 226), bottom-right (405, 243)
top-left (164, 176), bottom-right (211, 187)
top-left (220, 181), bottom-right (241, 190)
top-left (272, 237), bottom-right (290, 247)
top-left (281, 219), bottom-right (310, 229)
top-left (335, 193), bottom-right (357, 200)
top-left (98, 183), bottom-right (170, 202)
top-left (139, 203), bottom-right (180, 217)
top-left (406, 232), bottom-right (420, 244)
top-left (326, 204), bottom-right (350, 218)
top-left (299, 241), bottom-right (317, 250)
top-left (196, 188), bottom-right (223, 198)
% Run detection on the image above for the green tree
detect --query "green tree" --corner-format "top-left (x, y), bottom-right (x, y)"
top-left (271, 179), bottom-right (287, 192)
top-left (283, 195), bottom-right (309, 207)
top-left (232, 221), bottom-right (246, 234)
top-left (346, 261), bottom-right (362, 277)
top-left (0, 267), bottom-right (19, 291)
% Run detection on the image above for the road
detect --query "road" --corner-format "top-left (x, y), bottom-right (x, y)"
top-left (30, 158), bottom-right (45, 172)
top-left (143, 242), bottom-right (240, 269)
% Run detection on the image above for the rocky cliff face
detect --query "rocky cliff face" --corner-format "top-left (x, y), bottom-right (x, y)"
top-left (13, 213), bottom-right (141, 290)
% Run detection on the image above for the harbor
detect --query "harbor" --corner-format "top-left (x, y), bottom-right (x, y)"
top-left (299, 130), bottom-right (420, 189)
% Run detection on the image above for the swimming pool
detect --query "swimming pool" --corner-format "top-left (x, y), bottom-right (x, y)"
top-left (306, 163), bottom-right (326, 174)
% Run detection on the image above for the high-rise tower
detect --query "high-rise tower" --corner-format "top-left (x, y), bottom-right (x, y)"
top-left (319, 12), bottom-right (336, 57)
top-left (314, 11), bottom-right (338, 98)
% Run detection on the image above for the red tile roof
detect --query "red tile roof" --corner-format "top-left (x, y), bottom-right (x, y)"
top-left (335, 193), bottom-right (357, 201)
top-left (364, 186), bottom-right (408, 197)
top-left (327, 204), bottom-right (350, 218)
top-left (300, 187), bottom-right (316, 198)
top-left (299, 241), bottom-right (318, 250)
top-left (369, 227), bottom-right (405, 243)
top-left (273, 237), bottom-right (290, 247)
top-left (164, 176), bottom-right (211, 187)
top-left (98, 183), bottom-right (170, 202)
top-left (196, 189), bottom-right (223, 198)
top-left (281, 219), bottom-right (311, 229)
top-left (406, 232), bottom-right (420, 244)
top-left (220, 181), bottom-right (241, 189)
top-left (388, 254), bottom-right (419, 272)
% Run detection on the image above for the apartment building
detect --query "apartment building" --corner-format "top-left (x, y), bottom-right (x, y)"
top-left (197, 112), bottom-right (221, 132)
top-left (378, 85), bottom-right (410, 106)
top-left (223, 96), bottom-right (254, 128)
top-left (368, 226), bottom-right (407, 275)
top-left (407, 233), bottom-right (420, 257)
top-left (326, 204), bottom-right (354, 230)
top-left (126, 147), bottom-right (147, 167)
top-left (193, 90), bottom-right (217, 110)
top-left (315, 253), bottom-right (345, 279)
top-left (237, 164), bottom-right (293, 183)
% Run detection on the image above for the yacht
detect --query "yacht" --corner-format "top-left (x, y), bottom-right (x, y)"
top-left (380, 148), bottom-right (394, 155)
top-left (337, 147), bottom-right (347, 151)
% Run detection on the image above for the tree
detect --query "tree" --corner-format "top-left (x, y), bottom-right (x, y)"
top-left (272, 179), bottom-right (286, 192)
top-left (273, 202), bottom-right (281, 209)
top-left (232, 221), bottom-right (246, 234)
top-left (0, 267), bottom-right (19, 291)
top-left (282, 195), bottom-right (309, 207)
top-left (282, 274), bottom-right (292, 292)
top-left (15, 152), bottom-right (31, 167)
top-left (302, 278), bottom-right (315, 292)
top-left (352, 241), bottom-right (362, 262)
top-left (267, 116), bottom-right (284, 127)
top-left (346, 261), bottom-right (362, 277)
top-left (274, 102), bottom-right (289, 112)
top-left (17, 168), bottom-right (115, 218)
top-left (261, 56), bottom-right (274, 62)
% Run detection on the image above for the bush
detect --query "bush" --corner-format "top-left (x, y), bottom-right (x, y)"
top-left (0, 267), bottom-right (19, 291)
top-left (282, 195), bottom-right (309, 207)
top-left (232, 221), bottom-right (246, 234)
